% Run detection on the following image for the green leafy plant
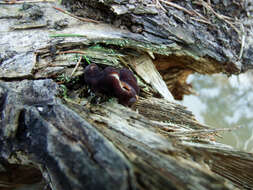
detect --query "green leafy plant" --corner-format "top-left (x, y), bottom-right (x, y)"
top-left (59, 84), bottom-right (68, 98)
top-left (57, 73), bottom-right (71, 83)
top-left (83, 55), bottom-right (91, 65)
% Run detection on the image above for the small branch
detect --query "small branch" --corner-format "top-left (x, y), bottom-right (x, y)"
top-left (52, 6), bottom-right (100, 24)
top-left (191, 9), bottom-right (211, 24)
top-left (239, 24), bottom-right (246, 59)
top-left (197, 0), bottom-right (240, 35)
top-left (159, 0), bottom-right (195, 16)
top-left (155, 0), bottom-right (167, 12)
top-left (70, 56), bottom-right (82, 77)
top-left (190, 17), bottom-right (211, 25)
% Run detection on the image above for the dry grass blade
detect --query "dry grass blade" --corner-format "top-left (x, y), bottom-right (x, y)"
top-left (190, 17), bottom-right (211, 25)
top-left (52, 6), bottom-right (100, 24)
top-left (191, 9), bottom-right (211, 24)
top-left (70, 56), bottom-right (82, 77)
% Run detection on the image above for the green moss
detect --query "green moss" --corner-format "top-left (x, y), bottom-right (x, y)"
top-left (90, 38), bottom-right (181, 56)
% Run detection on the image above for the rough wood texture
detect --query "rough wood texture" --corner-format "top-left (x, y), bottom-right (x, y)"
top-left (0, 80), bottom-right (134, 190)
top-left (62, 0), bottom-right (253, 99)
top-left (1, 80), bottom-right (253, 190)
top-left (0, 1), bottom-right (253, 190)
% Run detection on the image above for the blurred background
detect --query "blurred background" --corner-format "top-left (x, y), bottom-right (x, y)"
top-left (182, 71), bottom-right (253, 152)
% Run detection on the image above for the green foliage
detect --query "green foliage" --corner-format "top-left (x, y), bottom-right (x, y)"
top-left (89, 44), bottom-right (116, 54)
top-left (83, 55), bottom-right (91, 65)
top-left (57, 73), bottom-right (71, 83)
top-left (59, 84), bottom-right (68, 98)
top-left (89, 44), bottom-right (104, 50)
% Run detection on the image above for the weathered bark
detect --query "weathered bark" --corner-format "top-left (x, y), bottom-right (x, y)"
top-left (62, 0), bottom-right (253, 99)
top-left (0, 1), bottom-right (253, 190)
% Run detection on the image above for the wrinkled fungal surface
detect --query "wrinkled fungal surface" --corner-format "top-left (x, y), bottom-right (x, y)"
top-left (84, 63), bottom-right (140, 106)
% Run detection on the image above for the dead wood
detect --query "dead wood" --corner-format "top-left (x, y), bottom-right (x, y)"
top-left (0, 1), bottom-right (253, 190)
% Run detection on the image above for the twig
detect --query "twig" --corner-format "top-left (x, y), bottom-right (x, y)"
top-left (239, 34), bottom-right (245, 59)
top-left (157, 0), bottom-right (212, 25)
top-left (191, 9), bottom-right (211, 24)
top-left (196, 1), bottom-right (234, 21)
top-left (155, 0), bottom-right (167, 12)
top-left (190, 17), bottom-right (211, 25)
top-left (159, 0), bottom-right (195, 16)
top-left (52, 6), bottom-right (100, 24)
top-left (197, 0), bottom-right (240, 35)
top-left (239, 24), bottom-right (245, 59)
top-left (70, 56), bottom-right (82, 77)
top-left (10, 23), bottom-right (47, 30)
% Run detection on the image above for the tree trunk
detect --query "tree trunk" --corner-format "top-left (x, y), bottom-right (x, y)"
top-left (0, 0), bottom-right (253, 190)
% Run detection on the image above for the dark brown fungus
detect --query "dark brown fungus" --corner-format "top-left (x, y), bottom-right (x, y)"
top-left (84, 63), bottom-right (139, 106)
top-left (120, 68), bottom-right (140, 95)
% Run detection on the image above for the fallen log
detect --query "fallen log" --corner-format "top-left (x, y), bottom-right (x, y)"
top-left (0, 1), bottom-right (253, 190)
